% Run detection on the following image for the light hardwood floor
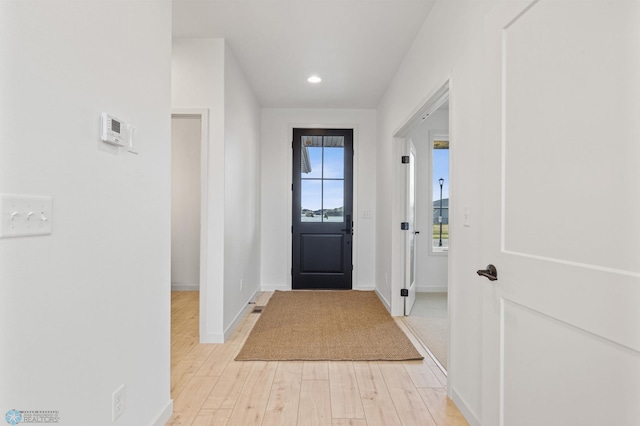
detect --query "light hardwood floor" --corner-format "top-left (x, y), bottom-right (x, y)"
top-left (168, 291), bottom-right (468, 426)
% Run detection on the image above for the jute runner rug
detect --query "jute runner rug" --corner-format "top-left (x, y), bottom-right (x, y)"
top-left (235, 290), bottom-right (423, 361)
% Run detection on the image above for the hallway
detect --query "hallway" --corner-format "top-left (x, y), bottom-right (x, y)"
top-left (168, 291), bottom-right (468, 425)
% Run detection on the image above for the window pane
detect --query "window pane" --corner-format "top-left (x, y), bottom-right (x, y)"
top-left (323, 136), bottom-right (344, 178)
top-left (301, 180), bottom-right (322, 222)
top-left (322, 180), bottom-right (344, 222)
top-left (433, 139), bottom-right (449, 250)
top-left (301, 136), bottom-right (322, 178)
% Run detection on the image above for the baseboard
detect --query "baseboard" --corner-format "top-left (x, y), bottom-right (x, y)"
top-left (354, 286), bottom-right (375, 291)
top-left (260, 285), bottom-right (289, 292)
top-left (417, 287), bottom-right (448, 293)
top-left (200, 332), bottom-right (224, 344)
top-left (171, 284), bottom-right (199, 291)
top-left (374, 288), bottom-right (391, 312)
top-left (223, 288), bottom-right (259, 341)
top-left (450, 387), bottom-right (481, 426)
top-left (150, 399), bottom-right (173, 426)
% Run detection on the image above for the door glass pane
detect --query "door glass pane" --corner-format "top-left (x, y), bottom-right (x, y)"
top-left (323, 136), bottom-right (344, 179)
top-left (301, 180), bottom-right (322, 222)
top-left (322, 180), bottom-right (344, 222)
top-left (301, 136), bottom-right (322, 178)
top-left (432, 138), bottom-right (449, 252)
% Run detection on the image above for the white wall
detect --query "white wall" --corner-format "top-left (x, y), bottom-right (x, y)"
top-left (172, 38), bottom-right (226, 342)
top-left (172, 39), bottom-right (262, 342)
top-left (261, 109), bottom-right (376, 292)
top-left (376, 2), bottom-right (497, 424)
top-left (222, 46), bottom-right (262, 335)
top-left (0, 2), bottom-right (172, 425)
top-left (171, 116), bottom-right (201, 290)
top-left (408, 110), bottom-right (448, 292)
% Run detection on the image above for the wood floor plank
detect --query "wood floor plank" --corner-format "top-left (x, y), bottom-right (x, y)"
top-left (172, 344), bottom-right (218, 398)
top-left (329, 362), bottom-right (366, 419)
top-left (378, 362), bottom-right (437, 426)
top-left (200, 360), bottom-right (253, 411)
top-left (332, 419), bottom-right (368, 426)
top-left (226, 361), bottom-right (278, 425)
top-left (192, 413), bottom-right (213, 426)
top-left (303, 361), bottom-right (329, 381)
top-left (418, 388), bottom-right (469, 426)
top-left (262, 362), bottom-right (303, 426)
top-left (403, 360), bottom-right (444, 389)
top-left (196, 342), bottom-right (239, 377)
top-left (205, 409), bottom-right (232, 426)
top-left (172, 375), bottom-right (219, 425)
top-left (298, 380), bottom-right (332, 426)
top-left (353, 362), bottom-right (402, 426)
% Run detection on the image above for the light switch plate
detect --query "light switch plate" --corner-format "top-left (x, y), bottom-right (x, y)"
top-left (0, 194), bottom-right (53, 238)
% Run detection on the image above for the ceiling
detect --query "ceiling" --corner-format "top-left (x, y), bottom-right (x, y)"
top-left (172, 0), bottom-right (436, 109)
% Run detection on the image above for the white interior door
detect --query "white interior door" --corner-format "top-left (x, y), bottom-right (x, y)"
top-left (404, 139), bottom-right (418, 315)
top-left (481, 1), bottom-right (640, 425)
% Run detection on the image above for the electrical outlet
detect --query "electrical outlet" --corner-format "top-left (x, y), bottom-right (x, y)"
top-left (112, 384), bottom-right (125, 422)
top-left (240, 278), bottom-right (243, 291)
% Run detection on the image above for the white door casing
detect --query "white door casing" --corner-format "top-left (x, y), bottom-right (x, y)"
top-left (481, 1), bottom-right (640, 425)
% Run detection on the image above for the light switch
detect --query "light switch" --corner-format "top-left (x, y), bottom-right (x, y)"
top-left (463, 206), bottom-right (471, 227)
top-left (0, 194), bottom-right (52, 238)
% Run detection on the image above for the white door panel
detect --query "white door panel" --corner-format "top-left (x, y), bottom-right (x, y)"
top-left (482, 1), bottom-right (640, 424)
top-left (405, 139), bottom-right (417, 315)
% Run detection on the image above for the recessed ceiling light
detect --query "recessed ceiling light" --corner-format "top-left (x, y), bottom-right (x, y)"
top-left (307, 75), bottom-right (322, 84)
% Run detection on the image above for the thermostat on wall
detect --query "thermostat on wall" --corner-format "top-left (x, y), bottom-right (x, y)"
top-left (101, 113), bottom-right (128, 146)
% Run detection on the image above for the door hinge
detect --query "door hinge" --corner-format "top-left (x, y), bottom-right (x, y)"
top-left (401, 155), bottom-right (410, 164)
top-left (400, 289), bottom-right (409, 297)
top-left (401, 222), bottom-right (409, 230)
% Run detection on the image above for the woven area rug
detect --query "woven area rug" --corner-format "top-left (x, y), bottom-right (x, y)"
top-left (235, 290), bottom-right (423, 361)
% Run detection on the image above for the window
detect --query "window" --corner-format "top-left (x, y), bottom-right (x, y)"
top-left (300, 135), bottom-right (345, 222)
top-left (431, 133), bottom-right (449, 253)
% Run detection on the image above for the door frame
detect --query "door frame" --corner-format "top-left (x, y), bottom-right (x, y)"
top-left (171, 108), bottom-right (209, 343)
top-left (287, 123), bottom-right (360, 289)
top-left (391, 79), bottom-right (454, 371)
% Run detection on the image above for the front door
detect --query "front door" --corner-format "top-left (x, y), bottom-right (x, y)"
top-left (481, 1), bottom-right (640, 425)
top-left (292, 128), bottom-right (354, 289)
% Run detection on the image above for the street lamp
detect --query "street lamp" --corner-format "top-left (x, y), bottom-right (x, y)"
top-left (438, 177), bottom-right (444, 247)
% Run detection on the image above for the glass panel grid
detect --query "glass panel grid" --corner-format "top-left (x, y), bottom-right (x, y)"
top-left (300, 135), bottom-right (345, 223)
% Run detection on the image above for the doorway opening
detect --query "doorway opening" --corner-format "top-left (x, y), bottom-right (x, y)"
top-left (292, 128), bottom-right (354, 290)
top-left (171, 109), bottom-right (209, 343)
top-left (394, 83), bottom-right (451, 373)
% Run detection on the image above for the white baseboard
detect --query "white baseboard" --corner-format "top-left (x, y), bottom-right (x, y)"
top-left (171, 284), bottom-right (199, 291)
top-left (417, 287), bottom-right (448, 293)
top-left (450, 387), bottom-right (481, 426)
top-left (150, 399), bottom-right (173, 426)
top-left (200, 332), bottom-right (224, 344)
top-left (354, 286), bottom-right (375, 291)
top-left (260, 285), bottom-right (289, 292)
top-left (374, 288), bottom-right (391, 312)
top-left (224, 289), bottom-right (259, 341)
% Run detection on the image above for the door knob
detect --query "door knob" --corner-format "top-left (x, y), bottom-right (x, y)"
top-left (477, 264), bottom-right (498, 281)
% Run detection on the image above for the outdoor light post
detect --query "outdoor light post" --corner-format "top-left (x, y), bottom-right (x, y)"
top-left (438, 177), bottom-right (444, 247)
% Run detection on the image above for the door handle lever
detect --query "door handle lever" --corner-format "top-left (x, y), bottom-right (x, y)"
top-left (477, 264), bottom-right (498, 281)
